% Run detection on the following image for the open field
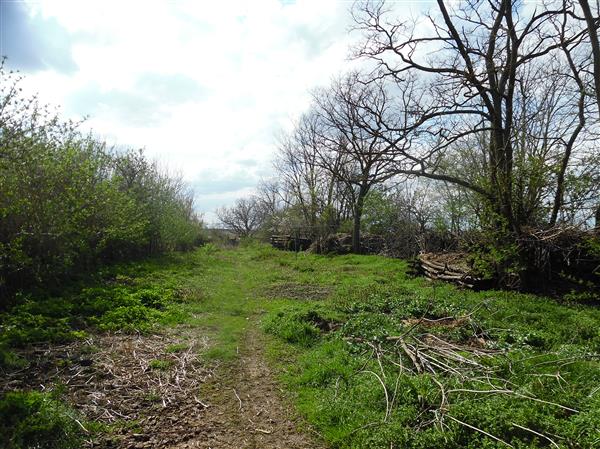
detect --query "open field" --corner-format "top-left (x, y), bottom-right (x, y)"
top-left (2, 243), bottom-right (600, 448)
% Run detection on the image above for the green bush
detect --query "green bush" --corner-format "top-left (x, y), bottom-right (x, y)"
top-left (0, 391), bottom-right (84, 449)
top-left (0, 62), bottom-right (204, 302)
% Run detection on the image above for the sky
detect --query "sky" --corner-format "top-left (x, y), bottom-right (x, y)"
top-left (0, 0), bottom-right (424, 224)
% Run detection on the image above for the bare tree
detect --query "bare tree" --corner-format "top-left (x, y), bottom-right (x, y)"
top-left (353, 0), bottom-right (594, 233)
top-left (573, 0), bottom-right (600, 225)
top-left (578, 0), bottom-right (600, 112)
top-left (216, 197), bottom-right (265, 237)
top-left (310, 73), bottom-right (413, 252)
top-left (273, 111), bottom-right (355, 239)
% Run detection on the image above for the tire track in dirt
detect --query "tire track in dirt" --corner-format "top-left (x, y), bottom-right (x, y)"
top-left (170, 326), bottom-right (323, 449)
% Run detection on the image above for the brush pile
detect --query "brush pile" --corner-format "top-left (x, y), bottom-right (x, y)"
top-left (344, 311), bottom-right (583, 447)
top-left (417, 252), bottom-right (482, 289)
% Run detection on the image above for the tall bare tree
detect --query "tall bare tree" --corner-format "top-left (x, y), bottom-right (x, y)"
top-left (216, 197), bottom-right (265, 238)
top-left (578, 0), bottom-right (600, 112)
top-left (311, 73), bottom-right (413, 252)
top-left (352, 0), bottom-right (594, 234)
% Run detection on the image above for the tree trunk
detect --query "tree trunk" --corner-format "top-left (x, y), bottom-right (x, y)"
top-left (352, 185), bottom-right (369, 253)
top-left (579, 0), bottom-right (600, 113)
top-left (352, 209), bottom-right (362, 254)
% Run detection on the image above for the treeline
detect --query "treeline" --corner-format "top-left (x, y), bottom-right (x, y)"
top-left (218, 0), bottom-right (600, 289)
top-left (0, 61), bottom-right (203, 301)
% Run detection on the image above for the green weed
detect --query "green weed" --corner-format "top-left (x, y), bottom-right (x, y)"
top-left (165, 343), bottom-right (189, 353)
top-left (148, 359), bottom-right (173, 370)
top-left (258, 245), bottom-right (600, 449)
top-left (0, 391), bottom-right (85, 449)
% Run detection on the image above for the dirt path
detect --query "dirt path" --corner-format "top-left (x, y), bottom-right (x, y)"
top-left (2, 250), bottom-right (325, 448)
top-left (1, 326), bottom-right (323, 449)
top-left (174, 327), bottom-right (321, 449)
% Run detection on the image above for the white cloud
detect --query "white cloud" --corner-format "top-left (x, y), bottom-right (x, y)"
top-left (7, 0), bottom-right (419, 217)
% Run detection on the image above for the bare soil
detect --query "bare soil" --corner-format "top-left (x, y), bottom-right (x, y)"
top-left (1, 327), bottom-right (323, 449)
top-left (187, 327), bottom-right (321, 449)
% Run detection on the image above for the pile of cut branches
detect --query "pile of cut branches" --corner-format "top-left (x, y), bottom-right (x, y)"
top-left (417, 252), bottom-right (482, 289)
top-left (519, 226), bottom-right (600, 291)
top-left (344, 312), bottom-right (585, 448)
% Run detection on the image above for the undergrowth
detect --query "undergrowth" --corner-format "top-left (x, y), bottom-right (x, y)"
top-left (0, 390), bottom-right (88, 449)
top-left (261, 249), bottom-right (600, 449)
top-left (0, 254), bottom-right (204, 367)
top-left (3, 243), bottom-right (600, 448)
top-left (0, 249), bottom-right (211, 448)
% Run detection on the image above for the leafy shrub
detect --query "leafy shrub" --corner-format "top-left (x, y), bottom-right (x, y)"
top-left (198, 243), bottom-right (218, 255)
top-left (97, 305), bottom-right (162, 333)
top-left (263, 308), bottom-right (326, 347)
top-left (0, 391), bottom-right (84, 449)
top-left (0, 62), bottom-right (204, 300)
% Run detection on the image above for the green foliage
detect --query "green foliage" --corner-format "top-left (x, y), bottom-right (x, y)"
top-left (165, 343), bottom-right (189, 353)
top-left (258, 246), bottom-right (600, 449)
top-left (585, 235), bottom-right (600, 258)
top-left (468, 214), bottom-right (525, 288)
top-left (148, 359), bottom-right (173, 370)
top-left (0, 62), bottom-right (204, 301)
top-left (0, 312), bottom-right (79, 347)
top-left (0, 344), bottom-right (25, 370)
top-left (0, 265), bottom-right (189, 354)
top-left (0, 391), bottom-right (84, 449)
top-left (262, 309), bottom-right (322, 347)
top-left (97, 305), bottom-right (162, 333)
top-left (361, 189), bottom-right (397, 235)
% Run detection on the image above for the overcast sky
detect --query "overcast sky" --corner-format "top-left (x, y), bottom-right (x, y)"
top-left (0, 0), bottom-right (425, 224)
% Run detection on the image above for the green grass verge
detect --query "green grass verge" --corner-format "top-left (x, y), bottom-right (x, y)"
top-left (257, 246), bottom-right (600, 449)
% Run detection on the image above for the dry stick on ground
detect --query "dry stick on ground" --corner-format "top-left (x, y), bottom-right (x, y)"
top-left (510, 422), bottom-right (560, 449)
top-left (447, 388), bottom-right (579, 413)
top-left (399, 340), bottom-right (423, 374)
top-left (345, 308), bottom-right (584, 446)
top-left (361, 370), bottom-right (391, 422)
top-left (445, 415), bottom-right (515, 448)
top-left (366, 341), bottom-right (387, 380)
top-left (233, 388), bottom-right (243, 411)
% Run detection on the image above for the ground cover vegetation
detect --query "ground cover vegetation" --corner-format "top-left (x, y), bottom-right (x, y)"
top-left (256, 246), bottom-right (600, 449)
top-left (3, 1), bottom-right (600, 447)
top-left (1, 242), bottom-right (599, 448)
top-left (0, 246), bottom-right (215, 448)
top-left (217, 0), bottom-right (600, 292)
top-left (0, 59), bottom-right (204, 448)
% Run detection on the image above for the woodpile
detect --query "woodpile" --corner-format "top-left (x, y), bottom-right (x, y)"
top-left (417, 252), bottom-right (483, 289)
top-left (270, 235), bottom-right (312, 251)
top-left (307, 233), bottom-right (386, 255)
top-left (519, 226), bottom-right (600, 288)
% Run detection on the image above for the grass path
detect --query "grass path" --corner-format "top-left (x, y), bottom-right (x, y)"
top-left (166, 246), bottom-right (324, 448)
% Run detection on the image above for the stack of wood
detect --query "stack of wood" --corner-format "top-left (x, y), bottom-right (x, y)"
top-left (270, 235), bottom-right (312, 251)
top-left (417, 252), bottom-right (482, 289)
top-left (270, 235), bottom-right (289, 250)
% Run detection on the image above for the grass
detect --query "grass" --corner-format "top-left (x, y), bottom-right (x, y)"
top-left (1, 241), bottom-right (599, 448)
top-left (0, 390), bottom-right (87, 449)
top-left (256, 248), bottom-right (600, 449)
